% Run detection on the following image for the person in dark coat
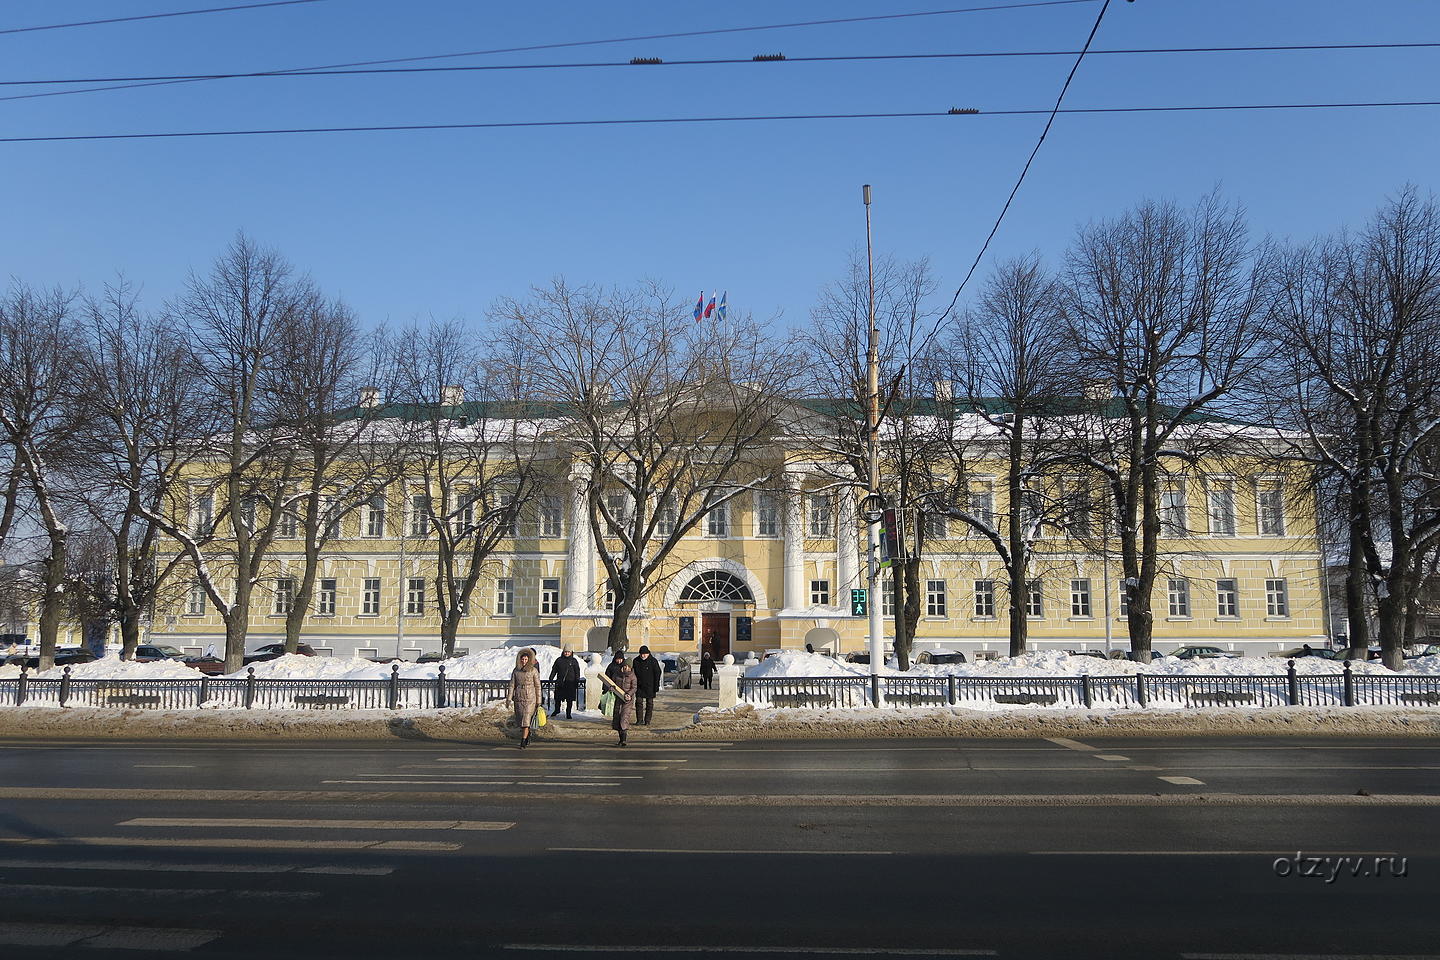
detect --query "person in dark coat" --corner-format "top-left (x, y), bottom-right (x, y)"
top-left (609, 661), bottom-right (637, 746)
top-left (632, 645), bottom-right (662, 725)
top-left (548, 647), bottom-right (581, 719)
top-left (699, 651), bottom-right (716, 690)
top-left (605, 651), bottom-right (626, 686)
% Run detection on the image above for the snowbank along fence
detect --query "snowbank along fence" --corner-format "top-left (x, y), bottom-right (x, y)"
top-left (737, 661), bottom-right (1440, 710)
top-left (0, 663), bottom-right (584, 712)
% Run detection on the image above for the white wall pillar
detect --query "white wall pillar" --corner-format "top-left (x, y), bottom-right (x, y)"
top-left (837, 485), bottom-right (859, 596)
top-left (717, 654), bottom-right (742, 709)
top-left (781, 469), bottom-right (805, 613)
top-left (563, 465), bottom-right (594, 614)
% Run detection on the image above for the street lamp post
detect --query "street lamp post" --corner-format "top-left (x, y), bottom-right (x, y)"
top-left (863, 184), bottom-right (884, 705)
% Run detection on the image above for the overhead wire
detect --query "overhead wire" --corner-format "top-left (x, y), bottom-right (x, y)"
top-left (0, 0), bottom-right (331, 37)
top-left (0, 0), bottom-right (1097, 103)
top-left (4, 41), bottom-right (1436, 86)
top-left (3, 99), bottom-right (1438, 144)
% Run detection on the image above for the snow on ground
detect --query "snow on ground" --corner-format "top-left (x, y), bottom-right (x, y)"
top-left (1, 658), bottom-right (205, 681)
top-left (234, 642), bottom-right (566, 681)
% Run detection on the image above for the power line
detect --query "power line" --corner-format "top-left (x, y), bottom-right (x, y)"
top-left (3, 99), bottom-right (1438, 144)
top-left (0, 0), bottom-right (331, 37)
top-left (6, 41), bottom-right (1436, 86)
top-left (0, 1), bottom-right (1097, 103)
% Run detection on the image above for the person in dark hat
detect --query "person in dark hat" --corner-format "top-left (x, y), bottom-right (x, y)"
top-left (548, 647), bottom-right (581, 719)
top-left (631, 645), bottom-right (662, 725)
top-left (605, 651), bottom-right (626, 685)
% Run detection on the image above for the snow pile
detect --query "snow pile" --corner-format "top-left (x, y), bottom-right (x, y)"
top-left (231, 643), bottom-right (566, 682)
top-left (30, 658), bottom-right (204, 680)
top-left (233, 654), bottom-right (388, 681)
top-left (744, 652), bottom-right (883, 680)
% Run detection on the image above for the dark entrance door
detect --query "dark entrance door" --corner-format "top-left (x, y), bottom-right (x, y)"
top-left (701, 612), bottom-right (730, 660)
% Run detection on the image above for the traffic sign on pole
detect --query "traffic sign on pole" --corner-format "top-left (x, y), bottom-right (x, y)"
top-left (850, 588), bottom-right (868, 617)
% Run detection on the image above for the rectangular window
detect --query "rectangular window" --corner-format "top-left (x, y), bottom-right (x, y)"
top-left (1070, 578), bottom-right (1092, 618)
top-left (925, 580), bottom-right (947, 618)
top-left (272, 577), bottom-right (295, 616)
top-left (192, 493), bottom-right (214, 537)
top-left (237, 495), bottom-right (257, 533)
top-left (1266, 578), bottom-right (1289, 618)
top-left (496, 578), bottom-right (515, 616)
top-left (453, 490), bottom-right (476, 536)
top-left (1216, 578), bottom-right (1239, 618)
top-left (406, 577), bottom-right (426, 616)
top-left (364, 496), bottom-right (386, 538)
top-left (1064, 479), bottom-right (1092, 538)
top-left (316, 578), bottom-right (336, 616)
top-left (1161, 487), bottom-right (1188, 535)
top-left (881, 577), bottom-right (894, 617)
top-left (276, 506), bottom-right (297, 539)
top-left (1258, 485), bottom-right (1285, 536)
top-left (321, 495), bottom-right (341, 540)
top-left (810, 579), bottom-right (831, 607)
top-left (186, 580), bottom-right (206, 616)
top-left (808, 493), bottom-right (832, 538)
top-left (409, 493), bottom-right (431, 538)
top-left (1026, 581), bottom-right (1044, 619)
top-left (541, 496), bottom-right (564, 538)
top-left (969, 487), bottom-right (995, 531)
top-left (655, 496), bottom-right (677, 538)
top-left (602, 585), bottom-right (615, 611)
top-left (922, 512), bottom-right (947, 540)
top-left (974, 580), bottom-right (995, 618)
top-left (755, 492), bottom-right (779, 538)
top-left (1208, 484), bottom-right (1236, 536)
top-left (1168, 578), bottom-right (1191, 618)
top-left (605, 492), bottom-right (630, 528)
top-left (1119, 585), bottom-right (1130, 620)
top-left (362, 577), bottom-right (381, 616)
top-left (707, 498), bottom-right (729, 538)
top-left (540, 578), bottom-right (561, 616)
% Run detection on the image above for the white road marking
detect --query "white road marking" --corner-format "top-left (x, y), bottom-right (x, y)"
top-left (132, 764), bottom-right (196, 768)
top-left (0, 836), bottom-right (460, 852)
top-left (1046, 737), bottom-right (1099, 752)
top-left (0, 921), bottom-right (219, 951)
top-left (514, 782), bottom-right (622, 787)
top-left (322, 779), bottom-right (517, 785)
top-left (0, 882), bottom-right (319, 901)
top-left (501, 945), bottom-right (992, 955)
top-left (0, 858), bottom-right (392, 875)
top-left (1158, 776), bottom-right (1207, 786)
top-left (118, 817), bottom-right (513, 831)
top-left (1128, 765), bottom-right (1163, 771)
top-left (1030, 850), bottom-right (1398, 856)
top-left (550, 847), bottom-right (893, 855)
top-left (1093, 754), bottom-right (1131, 761)
top-left (431, 757), bottom-right (684, 764)
top-left (375, 772), bottom-right (644, 779)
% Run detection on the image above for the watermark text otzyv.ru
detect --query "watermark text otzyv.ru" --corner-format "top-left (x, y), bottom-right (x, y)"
top-left (1272, 852), bottom-right (1408, 883)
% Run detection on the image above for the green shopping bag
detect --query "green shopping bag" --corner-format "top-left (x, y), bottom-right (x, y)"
top-left (600, 691), bottom-right (615, 718)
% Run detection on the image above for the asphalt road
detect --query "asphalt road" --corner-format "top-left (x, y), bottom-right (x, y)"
top-left (0, 735), bottom-right (1436, 959)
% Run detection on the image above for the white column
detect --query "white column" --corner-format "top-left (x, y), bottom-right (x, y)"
top-left (781, 469), bottom-right (805, 613)
top-left (837, 485), bottom-right (859, 596)
top-left (563, 465), bottom-right (594, 615)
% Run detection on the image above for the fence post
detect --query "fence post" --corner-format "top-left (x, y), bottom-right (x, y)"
top-left (1135, 673), bottom-right (1148, 708)
top-left (947, 676), bottom-right (957, 706)
top-left (1342, 660), bottom-right (1355, 707)
top-left (1080, 674), bottom-right (1094, 709)
top-left (244, 667), bottom-right (256, 709)
top-left (198, 676), bottom-right (209, 706)
top-left (388, 663), bottom-right (400, 710)
top-left (16, 666), bottom-right (27, 706)
top-left (716, 655), bottom-right (741, 709)
top-left (870, 674), bottom-right (881, 708)
top-left (436, 664), bottom-right (448, 709)
top-left (59, 666), bottom-right (72, 707)
top-left (1286, 659), bottom-right (1300, 706)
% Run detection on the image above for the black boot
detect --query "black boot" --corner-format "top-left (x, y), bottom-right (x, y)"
top-left (521, 732), bottom-right (529, 749)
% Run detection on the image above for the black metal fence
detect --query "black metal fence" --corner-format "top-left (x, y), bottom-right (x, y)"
top-left (738, 661), bottom-right (1440, 710)
top-left (0, 664), bottom-right (582, 713)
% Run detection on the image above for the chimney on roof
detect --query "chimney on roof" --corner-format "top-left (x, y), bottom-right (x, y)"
top-left (358, 386), bottom-right (381, 408)
top-left (1083, 378), bottom-right (1112, 403)
top-left (441, 384), bottom-right (464, 407)
top-left (933, 379), bottom-right (954, 403)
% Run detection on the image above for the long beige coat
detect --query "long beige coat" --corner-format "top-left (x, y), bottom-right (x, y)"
top-left (610, 669), bottom-right (637, 731)
top-left (509, 667), bottom-right (541, 727)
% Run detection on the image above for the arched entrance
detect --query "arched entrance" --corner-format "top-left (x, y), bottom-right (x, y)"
top-left (803, 627), bottom-right (840, 655)
top-left (678, 571), bottom-right (754, 660)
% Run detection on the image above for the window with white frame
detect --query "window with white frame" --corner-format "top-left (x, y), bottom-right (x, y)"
top-left (1070, 579), bottom-right (1092, 618)
top-left (602, 584), bottom-right (615, 611)
top-left (655, 495), bottom-right (677, 538)
top-left (496, 578), bottom-right (515, 616)
top-left (1265, 578), bottom-right (1289, 617)
top-left (361, 577), bottom-right (381, 615)
top-left (974, 580), bottom-right (996, 618)
top-left (237, 495), bottom-right (257, 533)
top-left (706, 496), bottom-right (730, 538)
top-left (810, 579), bottom-right (831, 607)
top-left (1119, 585), bottom-right (1130, 619)
top-left (1257, 484), bottom-right (1285, 536)
top-left (808, 493), bottom-right (832, 538)
top-left (881, 577), bottom-right (894, 617)
top-left (541, 496), bottom-right (564, 538)
top-left (922, 512), bottom-right (947, 540)
top-left (316, 578), bottom-right (336, 616)
top-left (364, 495), bottom-right (385, 538)
top-left (321, 495), bottom-right (340, 540)
top-left (969, 486), bottom-right (995, 531)
top-left (754, 492), bottom-right (779, 538)
top-left (1019, 487), bottom-right (1043, 535)
top-left (1168, 578), bottom-right (1191, 618)
top-left (605, 492), bottom-right (631, 531)
top-left (272, 577), bottom-right (295, 616)
top-left (406, 577), bottom-right (426, 616)
top-left (277, 507), bottom-right (298, 539)
top-left (1064, 479), bottom-right (1093, 538)
top-left (453, 489), bottom-right (476, 536)
top-left (1161, 486), bottom-right (1188, 535)
top-left (1026, 581), bottom-right (1044, 618)
top-left (192, 493), bottom-right (214, 537)
top-left (186, 580), bottom-right (206, 616)
top-left (1216, 578), bottom-right (1239, 618)
top-left (540, 578), bottom-right (561, 616)
top-left (925, 579), bottom-right (947, 618)
top-left (1208, 483), bottom-right (1237, 536)
top-left (409, 493), bottom-right (431, 538)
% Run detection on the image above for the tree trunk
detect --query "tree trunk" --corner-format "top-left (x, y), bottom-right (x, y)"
top-left (900, 556), bottom-right (922, 670)
top-left (223, 614), bottom-right (248, 675)
top-left (36, 548), bottom-right (65, 671)
top-left (1344, 509), bottom-right (1371, 657)
top-left (120, 616), bottom-right (142, 660)
top-left (892, 569), bottom-right (908, 670)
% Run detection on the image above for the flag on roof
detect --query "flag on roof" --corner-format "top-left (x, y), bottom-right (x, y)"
top-left (716, 291), bottom-right (728, 322)
top-left (693, 291), bottom-right (705, 323)
top-left (703, 292), bottom-right (717, 319)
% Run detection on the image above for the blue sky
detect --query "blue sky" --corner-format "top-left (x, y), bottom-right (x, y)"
top-left (2, 0), bottom-right (1437, 330)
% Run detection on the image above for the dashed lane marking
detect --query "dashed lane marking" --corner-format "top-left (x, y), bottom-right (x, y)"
top-left (513, 782), bottom-right (621, 788)
top-left (1094, 754), bottom-right (1131, 761)
top-left (1158, 776), bottom-right (1206, 786)
top-left (1046, 738), bottom-right (1100, 752)
top-left (118, 818), bottom-right (513, 831)
top-left (132, 764), bottom-right (196, 769)
top-left (0, 921), bottom-right (220, 952)
top-left (0, 836), bottom-right (460, 852)
top-left (0, 858), bottom-right (392, 875)
top-left (323, 779), bottom-right (518, 786)
top-left (501, 945), bottom-right (993, 955)
top-left (550, 847), bottom-right (893, 855)
top-left (0, 882), bottom-right (319, 901)
top-left (430, 757), bottom-right (685, 764)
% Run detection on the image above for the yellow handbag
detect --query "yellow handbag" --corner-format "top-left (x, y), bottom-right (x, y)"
top-left (535, 706), bottom-right (548, 727)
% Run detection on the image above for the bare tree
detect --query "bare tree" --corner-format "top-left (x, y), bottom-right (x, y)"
top-left (1064, 193), bottom-right (1273, 661)
top-left (496, 280), bottom-right (793, 654)
top-left (0, 283), bottom-right (80, 670)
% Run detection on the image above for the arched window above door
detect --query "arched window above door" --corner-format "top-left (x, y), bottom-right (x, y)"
top-left (678, 570), bottom-right (754, 603)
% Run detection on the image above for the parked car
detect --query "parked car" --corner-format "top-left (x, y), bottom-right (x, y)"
top-left (917, 650), bottom-right (968, 665)
top-left (181, 654), bottom-right (227, 676)
top-left (1271, 645), bottom-right (1341, 660)
top-left (132, 644), bottom-right (186, 663)
top-left (1170, 645), bottom-right (1242, 660)
top-left (1064, 649), bottom-right (1109, 660)
top-left (243, 642), bottom-right (316, 665)
top-left (53, 648), bottom-right (98, 666)
top-left (1405, 643), bottom-right (1440, 660)
top-left (416, 652), bottom-right (445, 663)
top-left (3, 653), bottom-right (38, 669)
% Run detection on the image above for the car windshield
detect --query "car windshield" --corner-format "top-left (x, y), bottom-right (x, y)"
top-left (154, 645), bottom-right (182, 657)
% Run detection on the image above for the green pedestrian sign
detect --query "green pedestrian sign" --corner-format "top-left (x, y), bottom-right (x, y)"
top-left (850, 588), bottom-right (868, 617)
